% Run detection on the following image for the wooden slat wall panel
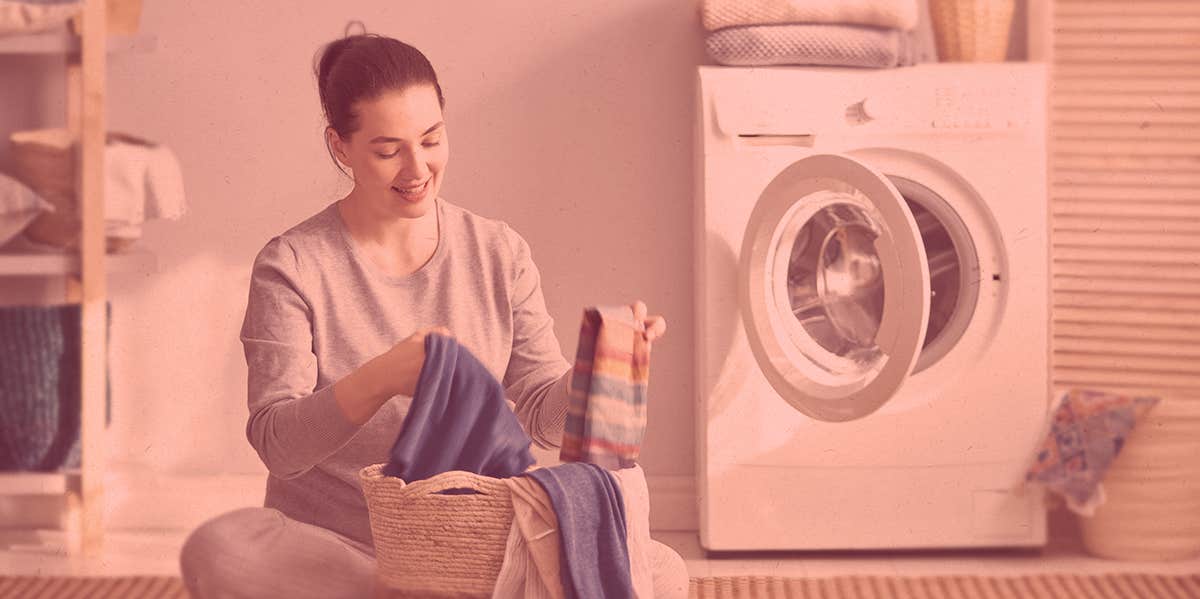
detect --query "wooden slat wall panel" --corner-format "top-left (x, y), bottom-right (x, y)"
top-left (1051, 0), bottom-right (1200, 400)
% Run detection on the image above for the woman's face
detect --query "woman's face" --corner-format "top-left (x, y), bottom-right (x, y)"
top-left (330, 84), bottom-right (448, 218)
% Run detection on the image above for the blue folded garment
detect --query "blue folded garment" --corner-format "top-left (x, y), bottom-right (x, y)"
top-left (382, 333), bottom-right (534, 483)
top-left (527, 463), bottom-right (633, 599)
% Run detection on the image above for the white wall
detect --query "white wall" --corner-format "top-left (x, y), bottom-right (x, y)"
top-left (2, 1), bottom-right (706, 493)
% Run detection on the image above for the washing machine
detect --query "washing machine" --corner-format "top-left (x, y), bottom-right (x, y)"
top-left (695, 63), bottom-right (1049, 551)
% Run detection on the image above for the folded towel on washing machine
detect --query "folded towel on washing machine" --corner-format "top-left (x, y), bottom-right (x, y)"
top-left (701, 0), bottom-right (919, 32)
top-left (1025, 389), bottom-right (1160, 516)
top-left (559, 306), bottom-right (649, 470)
top-left (706, 23), bottom-right (921, 68)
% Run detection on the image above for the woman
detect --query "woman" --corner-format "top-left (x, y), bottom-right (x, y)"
top-left (179, 32), bottom-right (688, 598)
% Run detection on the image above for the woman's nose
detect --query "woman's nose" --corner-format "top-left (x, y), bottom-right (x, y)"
top-left (395, 150), bottom-right (431, 180)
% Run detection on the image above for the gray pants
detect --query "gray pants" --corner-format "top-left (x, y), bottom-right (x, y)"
top-left (180, 507), bottom-right (690, 598)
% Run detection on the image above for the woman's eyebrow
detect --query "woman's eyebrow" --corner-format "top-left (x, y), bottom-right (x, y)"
top-left (369, 122), bottom-right (445, 144)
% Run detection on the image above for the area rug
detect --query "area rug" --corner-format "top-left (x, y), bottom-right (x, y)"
top-left (689, 573), bottom-right (1200, 598)
top-left (0, 576), bottom-right (187, 598)
top-left (4, 573), bottom-right (1199, 598)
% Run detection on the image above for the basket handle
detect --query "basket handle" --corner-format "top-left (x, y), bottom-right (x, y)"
top-left (403, 470), bottom-right (503, 496)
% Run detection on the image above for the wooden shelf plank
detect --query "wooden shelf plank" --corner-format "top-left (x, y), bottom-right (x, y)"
top-left (0, 30), bottom-right (155, 55)
top-left (0, 470), bottom-right (78, 495)
top-left (0, 249), bottom-right (156, 277)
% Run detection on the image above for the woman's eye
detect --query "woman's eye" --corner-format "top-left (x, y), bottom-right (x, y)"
top-left (377, 141), bottom-right (439, 158)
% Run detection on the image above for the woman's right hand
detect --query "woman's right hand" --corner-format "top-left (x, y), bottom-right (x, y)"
top-left (381, 326), bottom-right (452, 397)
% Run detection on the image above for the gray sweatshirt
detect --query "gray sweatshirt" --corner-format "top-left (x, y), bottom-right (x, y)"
top-left (239, 196), bottom-right (573, 549)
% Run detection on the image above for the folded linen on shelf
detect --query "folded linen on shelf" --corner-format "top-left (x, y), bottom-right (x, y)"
top-left (701, 0), bottom-right (919, 32)
top-left (0, 0), bottom-right (82, 36)
top-left (706, 23), bottom-right (920, 68)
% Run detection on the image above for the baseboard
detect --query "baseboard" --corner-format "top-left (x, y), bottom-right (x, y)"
top-left (104, 468), bottom-right (266, 531)
top-left (0, 467), bottom-right (264, 532)
top-left (1, 467), bottom-right (700, 533)
top-left (647, 474), bottom-right (698, 532)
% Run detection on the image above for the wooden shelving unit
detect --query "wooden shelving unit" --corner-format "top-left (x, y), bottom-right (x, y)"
top-left (0, 0), bottom-right (155, 557)
top-left (0, 471), bottom-right (76, 495)
top-left (0, 29), bottom-right (154, 55)
top-left (0, 249), bottom-right (154, 276)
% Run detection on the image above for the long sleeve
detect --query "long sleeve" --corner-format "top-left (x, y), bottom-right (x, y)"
top-left (501, 224), bottom-right (573, 449)
top-left (240, 237), bottom-right (362, 479)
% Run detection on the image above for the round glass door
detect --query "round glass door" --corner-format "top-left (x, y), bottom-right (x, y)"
top-left (740, 154), bottom-right (930, 422)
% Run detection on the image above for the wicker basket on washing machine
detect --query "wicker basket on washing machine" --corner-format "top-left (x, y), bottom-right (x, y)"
top-left (359, 463), bottom-right (515, 597)
top-left (929, 0), bottom-right (1016, 62)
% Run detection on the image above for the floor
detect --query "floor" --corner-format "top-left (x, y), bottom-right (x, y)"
top-left (2, 514), bottom-right (1198, 579)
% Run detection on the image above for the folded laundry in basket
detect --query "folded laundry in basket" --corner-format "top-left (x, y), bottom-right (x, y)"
top-left (1025, 389), bottom-right (1160, 516)
top-left (701, 0), bottom-right (919, 32)
top-left (528, 463), bottom-right (633, 599)
top-left (706, 23), bottom-right (920, 68)
top-left (560, 306), bottom-right (649, 470)
top-left (493, 464), bottom-right (654, 599)
top-left (382, 333), bottom-right (535, 483)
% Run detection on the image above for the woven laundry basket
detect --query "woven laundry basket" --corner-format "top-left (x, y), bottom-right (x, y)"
top-left (929, 0), bottom-right (1015, 62)
top-left (360, 463), bottom-right (515, 597)
top-left (9, 128), bottom-right (137, 253)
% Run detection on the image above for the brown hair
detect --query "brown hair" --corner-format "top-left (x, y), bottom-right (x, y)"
top-left (314, 32), bottom-right (446, 175)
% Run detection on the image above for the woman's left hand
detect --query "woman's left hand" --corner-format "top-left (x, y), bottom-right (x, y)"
top-left (631, 300), bottom-right (667, 343)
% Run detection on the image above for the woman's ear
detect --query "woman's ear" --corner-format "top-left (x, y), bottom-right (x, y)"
top-left (326, 127), bottom-right (350, 167)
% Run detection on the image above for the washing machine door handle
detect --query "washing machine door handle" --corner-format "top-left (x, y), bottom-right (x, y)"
top-left (739, 153), bottom-right (931, 422)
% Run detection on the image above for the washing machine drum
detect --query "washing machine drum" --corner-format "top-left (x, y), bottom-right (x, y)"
top-left (740, 153), bottom-right (936, 422)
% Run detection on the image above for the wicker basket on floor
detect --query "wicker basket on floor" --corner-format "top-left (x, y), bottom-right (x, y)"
top-left (1077, 397), bottom-right (1200, 561)
top-left (359, 464), bottom-right (514, 597)
top-left (929, 0), bottom-right (1015, 62)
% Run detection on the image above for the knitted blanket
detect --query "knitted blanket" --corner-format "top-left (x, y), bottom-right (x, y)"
top-left (0, 303), bottom-right (110, 471)
top-left (701, 0), bottom-right (919, 32)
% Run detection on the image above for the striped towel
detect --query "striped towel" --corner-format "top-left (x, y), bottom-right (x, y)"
top-left (559, 306), bottom-right (649, 469)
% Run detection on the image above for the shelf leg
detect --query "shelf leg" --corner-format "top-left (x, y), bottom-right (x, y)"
top-left (75, 0), bottom-right (108, 559)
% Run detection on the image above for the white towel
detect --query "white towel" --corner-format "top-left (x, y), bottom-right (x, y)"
top-left (611, 465), bottom-right (655, 599)
top-left (702, 0), bottom-right (919, 32)
top-left (103, 135), bottom-right (187, 236)
top-left (493, 520), bottom-right (560, 599)
top-left (104, 138), bottom-right (149, 230)
top-left (145, 144), bottom-right (187, 220)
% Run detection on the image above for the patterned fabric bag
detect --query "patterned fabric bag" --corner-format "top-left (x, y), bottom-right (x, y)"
top-left (1026, 389), bottom-right (1159, 514)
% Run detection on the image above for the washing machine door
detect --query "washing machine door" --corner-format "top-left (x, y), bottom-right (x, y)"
top-left (740, 153), bottom-right (931, 422)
